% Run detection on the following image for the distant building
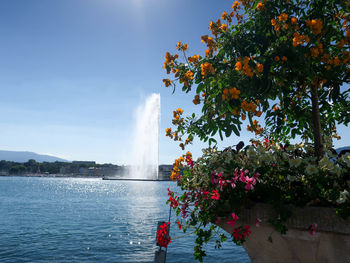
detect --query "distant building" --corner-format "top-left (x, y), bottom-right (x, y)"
top-left (159, 165), bottom-right (172, 178)
top-left (72, 161), bottom-right (96, 165)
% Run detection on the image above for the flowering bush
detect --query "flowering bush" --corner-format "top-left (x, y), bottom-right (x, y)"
top-left (163, 0), bottom-right (349, 159)
top-left (162, 0), bottom-right (350, 261)
top-left (167, 139), bottom-right (350, 260)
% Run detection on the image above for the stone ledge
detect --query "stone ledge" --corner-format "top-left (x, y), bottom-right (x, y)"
top-left (217, 203), bottom-right (350, 263)
top-left (237, 203), bottom-right (350, 234)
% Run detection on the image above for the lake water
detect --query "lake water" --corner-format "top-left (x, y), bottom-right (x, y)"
top-left (0, 177), bottom-right (250, 263)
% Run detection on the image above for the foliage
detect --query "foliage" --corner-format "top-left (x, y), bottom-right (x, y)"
top-left (163, 0), bottom-right (350, 261)
top-left (0, 159), bottom-right (121, 176)
top-left (163, 0), bottom-right (349, 149)
top-left (167, 139), bottom-right (350, 261)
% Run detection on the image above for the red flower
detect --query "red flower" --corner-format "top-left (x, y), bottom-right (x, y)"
top-left (156, 222), bottom-right (171, 248)
top-left (243, 225), bottom-right (251, 237)
top-left (232, 227), bottom-right (242, 240)
top-left (211, 190), bottom-right (220, 200)
top-left (227, 212), bottom-right (239, 228)
top-left (176, 221), bottom-right (182, 230)
top-left (169, 196), bottom-right (179, 208)
top-left (202, 190), bottom-right (209, 199)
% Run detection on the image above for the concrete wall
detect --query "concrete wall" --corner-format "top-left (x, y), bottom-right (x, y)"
top-left (217, 204), bottom-right (350, 263)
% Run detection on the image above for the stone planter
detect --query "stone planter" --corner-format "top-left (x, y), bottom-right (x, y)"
top-left (217, 203), bottom-right (350, 263)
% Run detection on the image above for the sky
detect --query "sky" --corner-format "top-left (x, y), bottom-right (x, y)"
top-left (0, 0), bottom-right (349, 165)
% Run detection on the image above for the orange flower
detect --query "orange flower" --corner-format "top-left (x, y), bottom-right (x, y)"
top-left (306, 19), bottom-right (323, 35)
top-left (176, 108), bottom-right (184, 115)
top-left (337, 39), bottom-right (345, 48)
top-left (274, 56), bottom-right (280, 61)
top-left (201, 62), bottom-right (215, 77)
top-left (333, 57), bottom-right (340, 66)
top-left (193, 94), bottom-right (200, 105)
top-left (232, 1), bottom-right (240, 11)
top-left (241, 100), bottom-right (257, 113)
top-left (256, 63), bottom-right (263, 73)
top-left (163, 79), bottom-right (172, 87)
top-left (188, 55), bottom-right (200, 64)
top-left (278, 13), bottom-right (288, 22)
top-left (256, 2), bottom-right (264, 11)
top-left (176, 41), bottom-right (182, 50)
top-left (271, 19), bottom-right (277, 26)
top-left (184, 70), bottom-right (194, 80)
top-left (221, 24), bottom-right (228, 31)
top-left (291, 17), bottom-right (297, 25)
top-left (281, 56), bottom-right (288, 61)
top-left (232, 108), bottom-right (240, 116)
top-left (229, 87), bottom-right (241, 99)
top-left (221, 11), bottom-right (228, 20)
top-left (310, 47), bottom-right (319, 58)
top-left (235, 61), bottom-right (242, 71)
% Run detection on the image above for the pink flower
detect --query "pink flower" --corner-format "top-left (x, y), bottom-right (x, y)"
top-left (226, 179), bottom-right (236, 188)
top-left (227, 212), bottom-right (239, 228)
top-left (186, 156), bottom-right (194, 167)
top-left (211, 190), bottom-right (220, 200)
top-left (211, 172), bottom-right (219, 185)
top-left (309, 223), bottom-right (318, 235)
top-left (239, 169), bottom-right (248, 183)
top-left (219, 178), bottom-right (227, 191)
top-left (243, 225), bottom-right (251, 237)
top-left (255, 218), bottom-right (262, 227)
top-left (245, 176), bottom-right (256, 190)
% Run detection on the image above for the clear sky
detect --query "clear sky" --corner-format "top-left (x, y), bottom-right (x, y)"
top-left (0, 0), bottom-right (349, 165)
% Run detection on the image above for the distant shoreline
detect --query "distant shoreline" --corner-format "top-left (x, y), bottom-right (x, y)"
top-left (0, 173), bottom-right (172, 181)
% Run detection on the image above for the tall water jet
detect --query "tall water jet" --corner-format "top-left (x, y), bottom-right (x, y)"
top-left (130, 93), bottom-right (160, 179)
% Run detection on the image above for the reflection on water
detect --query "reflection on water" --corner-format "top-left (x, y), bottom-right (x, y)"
top-left (0, 177), bottom-right (250, 263)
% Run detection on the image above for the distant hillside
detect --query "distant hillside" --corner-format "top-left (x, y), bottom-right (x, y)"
top-left (0, 150), bottom-right (69, 163)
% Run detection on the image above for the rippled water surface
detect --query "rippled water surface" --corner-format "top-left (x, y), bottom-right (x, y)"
top-left (0, 177), bottom-right (250, 263)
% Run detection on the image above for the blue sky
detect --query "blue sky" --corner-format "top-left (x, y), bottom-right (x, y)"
top-left (0, 0), bottom-right (349, 165)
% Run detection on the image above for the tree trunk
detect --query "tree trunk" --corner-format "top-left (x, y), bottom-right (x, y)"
top-left (310, 84), bottom-right (324, 159)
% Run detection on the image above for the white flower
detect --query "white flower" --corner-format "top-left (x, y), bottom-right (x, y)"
top-left (336, 190), bottom-right (349, 204)
top-left (339, 153), bottom-right (350, 168)
top-left (305, 164), bottom-right (318, 175)
top-left (318, 157), bottom-right (335, 172)
top-left (289, 158), bottom-right (302, 168)
top-left (287, 175), bottom-right (296, 181)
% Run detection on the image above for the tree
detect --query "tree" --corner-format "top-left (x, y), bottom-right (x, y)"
top-left (163, 1), bottom-right (350, 260)
top-left (163, 0), bottom-right (349, 160)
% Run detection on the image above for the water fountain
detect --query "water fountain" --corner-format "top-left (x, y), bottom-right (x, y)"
top-left (129, 93), bottom-right (160, 179)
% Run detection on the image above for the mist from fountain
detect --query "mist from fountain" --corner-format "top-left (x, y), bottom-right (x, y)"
top-left (129, 93), bottom-right (160, 179)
